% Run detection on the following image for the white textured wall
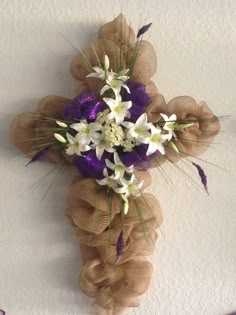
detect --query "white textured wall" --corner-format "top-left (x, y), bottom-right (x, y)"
top-left (0, 1), bottom-right (236, 314)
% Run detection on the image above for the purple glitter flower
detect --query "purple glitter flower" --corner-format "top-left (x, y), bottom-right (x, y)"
top-left (123, 81), bottom-right (151, 122)
top-left (63, 92), bottom-right (106, 122)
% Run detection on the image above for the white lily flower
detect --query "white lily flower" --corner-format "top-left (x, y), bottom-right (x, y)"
top-left (160, 114), bottom-right (177, 130)
top-left (86, 54), bottom-right (110, 80)
top-left (114, 175), bottom-right (143, 198)
top-left (96, 168), bottom-right (118, 189)
top-left (161, 113), bottom-right (193, 133)
top-left (116, 69), bottom-right (130, 81)
top-left (93, 136), bottom-right (116, 160)
top-left (105, 152), bottom-right (133, 179)
top-left (160, 113), bottom-right (178, 138)
top-left (86, 66), bottom-right (106, 80)
top-left (70, 120), bottom-right (101, 145)
top-left (124, 113), bottom-right (151, 143)
top-left (143, 125), bottom-right (172, 156)
top-left (100, 69), bottom-right (130, 96)
top-left (65, 132), bottom-right (91, 156)
top-left (103, 95), bottom-right (132, 125)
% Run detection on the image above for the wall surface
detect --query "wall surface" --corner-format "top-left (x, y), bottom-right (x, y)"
top-left (0, 1), bottom-right (236, 314)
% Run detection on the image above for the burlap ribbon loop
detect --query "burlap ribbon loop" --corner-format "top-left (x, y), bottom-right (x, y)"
top-left (65, 170), bottom-right (163, 314)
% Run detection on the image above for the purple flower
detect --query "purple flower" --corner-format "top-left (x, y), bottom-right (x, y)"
top-left (63, 92), bottom-right (106, 122)
top-left (123, 81), bottom-right (151, 122)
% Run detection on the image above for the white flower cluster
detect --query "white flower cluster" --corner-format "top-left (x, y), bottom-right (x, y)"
top-left (53, 55), bottom-right (187, 214)
top-left (96, 152), bottom-right (138, 214)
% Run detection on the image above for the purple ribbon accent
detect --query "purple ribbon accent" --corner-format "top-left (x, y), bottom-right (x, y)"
top-left (74, 150), bottom-right (112, 180)
top-left (64, 82), bottom-right (150, 124)
top-left (123, 81), bottom-right (151, 122)
top-left (121, 144), bottom-right (159, 170)
top-left (64, 92), bottom-right (106, 122)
